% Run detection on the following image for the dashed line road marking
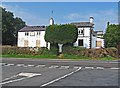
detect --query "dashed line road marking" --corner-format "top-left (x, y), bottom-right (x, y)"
top-left (59, 66), bottom-right (69, 69)
top-left (1, 63), bottom-right (7, 66)
top-left (74, 66), bottom-right (80, 69)
top-left (85, 67), bottom-right (94, 69)
top-left (16, 64), bottom-right (25, 67)
top-left (27, 64), bottom-right (35, 67)
top-left (48, 66), bottom-right (59, 68)
top-left (41, 67), bottom-right (82, 87)
top-left (96, 67), bottom-right (104, 70)
top-left (35, 65), bottom-right (46, 68)
top-left (5, 64), bottom-right (14, 66)
top-left (110, 68), bottom-right (119, 70)
top-left (2, 63), bottom-right (119, 70)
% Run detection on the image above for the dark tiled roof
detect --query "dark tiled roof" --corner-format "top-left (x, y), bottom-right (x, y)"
top-left (19, 26), bottom-right (46, 32)
top-left (71, 22), bottom-right (94, 27)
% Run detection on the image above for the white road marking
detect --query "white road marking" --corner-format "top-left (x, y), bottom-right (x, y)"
top-left (85, 67), bottom-right (94, 69)
top-left (35, 65), bottom-right (46, 68)
top-left (110, 68), bottom-right (120, 70)
top-left (41, 67), bottom-right (82, 87)
top-left (5, 64), bottom-right (14, 66)
top-left (1, 63), bottom-right (6, 66)
top-left (16, 64), bottom-right (25, 67)
top-left (1, 77), bottom-right (28, 85)
top-left (59, 66), bottom-right (69, 69)
top-left (74, 66), bottom-right (80, 69)
top-left (18, 72), bottom-right (41, 77)
top-left (2, 75), bottom-right (18, 82)
top-left (0, 72), bottom-right (41, 85)
top-left (48, 66), bottom-right (59, 68)
top-left (27, 64), bottom-right (35, 67)
top-left (96, 67), bottom-right (104, 70)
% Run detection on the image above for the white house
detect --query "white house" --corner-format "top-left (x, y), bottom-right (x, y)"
top-left (17, 26), bottom-right (47, 47)
top-left (17, 17), bottom-right (104, 48)
top-left (72, 17), bottom-right (104, 48)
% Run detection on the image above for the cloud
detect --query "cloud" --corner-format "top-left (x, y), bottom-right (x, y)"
top-left (64, 13), bottom-right (81, 20)
top-left (64, 9), bottom-right (118, 31)
top-left (2, 4), bottom-right (49, 26)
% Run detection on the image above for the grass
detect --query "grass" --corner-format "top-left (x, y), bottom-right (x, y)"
top-left (1, 54), bottom-right (119, 60)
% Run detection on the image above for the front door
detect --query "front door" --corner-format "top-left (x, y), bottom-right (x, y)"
top-left (78, 39), bottom-right (83, 46)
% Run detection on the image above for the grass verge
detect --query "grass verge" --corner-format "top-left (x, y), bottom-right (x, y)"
top-left (1, 54), bottom-right (119, 60)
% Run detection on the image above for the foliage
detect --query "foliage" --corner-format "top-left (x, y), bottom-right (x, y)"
top-left (2, 7), bottom-right (26, 45)
top-left (104, 24), bottom-right (120, 48)
top-left (45, 24), bottom-right (78, 54)
top-left (45, 24), bottom-right (78, 44)
top-left (2, 46), bottom-right (119, 60)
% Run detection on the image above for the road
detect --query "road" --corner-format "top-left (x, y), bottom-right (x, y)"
top-left (1, 58), bottom-right (120, 87)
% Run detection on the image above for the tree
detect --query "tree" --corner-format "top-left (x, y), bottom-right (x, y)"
top-left (2, 8), bottom-right (26, 45)
top-left (45, 24), bottom-right (78, 54)
top-left (104, 23), bottom-right (120, 48)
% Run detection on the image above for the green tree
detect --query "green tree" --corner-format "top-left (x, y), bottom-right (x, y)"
top-left (45, 24), bottom-right (78, 54)
top-left (104, 24), bottom-right (120, 48)
top-left (2, 8), bottom-right (26, 45)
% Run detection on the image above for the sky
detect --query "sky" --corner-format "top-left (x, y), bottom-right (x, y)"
top-left (2, 2), bottom-right (118, 31)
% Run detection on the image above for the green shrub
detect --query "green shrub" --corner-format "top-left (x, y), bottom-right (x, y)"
top-left (2, 46), bottom-right (119, 59)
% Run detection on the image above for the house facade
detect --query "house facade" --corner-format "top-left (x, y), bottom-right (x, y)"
top-left (72, 17), bottom-right (104, 48)
top-left (17, 17), bottom-right (104, 48)
top-left (17, 26), bottom-right (47, 47)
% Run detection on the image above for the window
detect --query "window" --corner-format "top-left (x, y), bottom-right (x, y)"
top-left (37, 31), bottom-right (40, 35)
top-left (25, 32), bottom-right (29, 36)
top-left (78, 29), bottom-right (84, 35)
top-left (96, 41), bottom-right (102, 47)
top-left (78, 39), bottom-right (83, 46)
top-left (81, 30), bottom-right (83, 34)
top-left (30, 32), bottom-right (35, 36)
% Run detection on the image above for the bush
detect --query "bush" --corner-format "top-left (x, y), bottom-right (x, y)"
top-left (62, 46), bottom-right (119, 58)
top-left (2, 45), bottom-right (119, 59)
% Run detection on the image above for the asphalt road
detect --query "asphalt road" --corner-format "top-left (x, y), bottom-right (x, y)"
top-left (1, 58), bottom-right (120, 87)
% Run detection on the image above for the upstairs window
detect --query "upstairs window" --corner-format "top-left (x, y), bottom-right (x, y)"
top-left (78, 29), bottom-right (84, 35)
top-left (37, 31), bottom-right (40, 35)
top-left (81, 29), bottom-right (84, 34)
top-left (25, 32), bottom-right (29, 36)
top-left (30, 32), bottom-right (35, 36)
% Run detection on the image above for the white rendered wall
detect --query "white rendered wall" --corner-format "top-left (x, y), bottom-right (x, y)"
top-left (74, 27), bottom-right (90, 48)
top-left (96, 38), bottom-right (104, 48)
top-left (74, 37), bottom-right (90, 48)
top-left (84, 28), bottom-right (90, 36)
top-left (40, 31), bottom-right (47, 47)
top-left (17, 31), bottom-right (46, 47)
top-left (91, 35), bottom-right (97, 48)
top-left (77, 27), bottom-right (90, 37)
top-left (18, 32), bottom-right (25, 47)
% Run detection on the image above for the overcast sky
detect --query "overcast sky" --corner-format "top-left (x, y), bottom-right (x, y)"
top-left (2, 2), bottom-right (118, 31)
